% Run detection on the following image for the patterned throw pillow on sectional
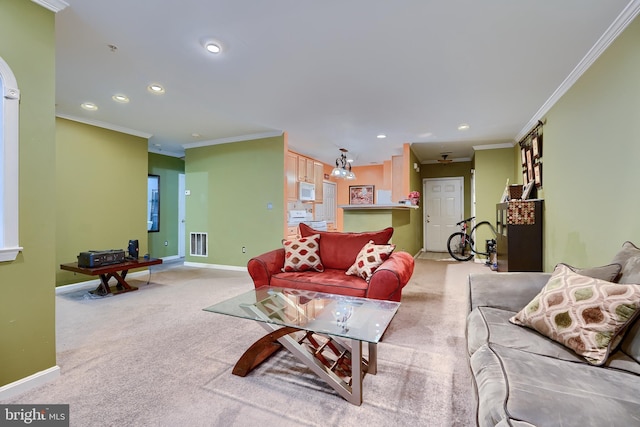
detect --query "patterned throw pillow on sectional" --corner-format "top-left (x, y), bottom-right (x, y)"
top-left (346, 240), bottom-right (395, 282)
top-left (510, 264), bottom-right (640, 365)
top-left (282, 234), bottom-right (324, 272)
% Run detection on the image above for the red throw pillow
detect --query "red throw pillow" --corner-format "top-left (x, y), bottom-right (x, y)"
top-left (299, 223), bottom-right (393, 270)
top-left (282, 234), bottom-right (324, 272)
top-left (346, 240), bottom-right (396, 282)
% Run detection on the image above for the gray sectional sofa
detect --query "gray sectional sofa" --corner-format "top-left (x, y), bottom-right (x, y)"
top-left (466, 242), bottom-right (640, 427)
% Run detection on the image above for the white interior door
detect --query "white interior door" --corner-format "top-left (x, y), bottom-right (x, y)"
top-left (178, 173), bottom-right (185, 258)
top-left (320, 182), bottom-right (337, 225)
top-left (423, 177), bottom-right (464, 252)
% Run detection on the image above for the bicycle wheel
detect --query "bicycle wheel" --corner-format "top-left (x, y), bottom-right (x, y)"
top-left (470, 221), bottom-right (497, 256)
top-left (447, 232), bottom-right (474, 261)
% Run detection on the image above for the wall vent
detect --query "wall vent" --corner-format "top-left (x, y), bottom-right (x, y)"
top-left (190, 232), bottom-right (208, 257)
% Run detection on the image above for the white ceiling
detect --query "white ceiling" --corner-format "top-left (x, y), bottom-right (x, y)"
top-left (53, 0), bottom-right (635, 165)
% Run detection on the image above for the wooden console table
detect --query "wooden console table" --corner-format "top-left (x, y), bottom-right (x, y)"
top-left (60, 258), bottom-right (163, 296)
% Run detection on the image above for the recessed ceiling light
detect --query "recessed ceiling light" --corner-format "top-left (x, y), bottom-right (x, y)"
top-left (205, 42), bottom-right (221, 54)
top-left (377, 134), bottom-right (387, 139)
top-left (81, 102), bottom-right (98, 111)
top-left (458, 123), bottom-right (470, 131)
top-left (147, 84), bottom-right (165, 94)
top-left (112, 94), bottom-right (129, 103)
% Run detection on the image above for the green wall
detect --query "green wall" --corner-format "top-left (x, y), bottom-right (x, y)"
top-left (473, 148), bottom-right (515, 250)
top-left (55, 118), bottom-right (149, 285)
top-left (0, 1), bottom-right (57, 387)
top-left (406, 147), bottom-right (423, 254)
top-left (148, 153), bottom-right (185, 258)
top-left (184, 135), bottom-right (285, 266)
top-left (541, 14), bottom-right (640, 270)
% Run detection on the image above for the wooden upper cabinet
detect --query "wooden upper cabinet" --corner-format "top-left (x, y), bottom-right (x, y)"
top-left (288, 151), bottom-right (325, 202)
top-left (306, 159), bottom-right (314, 183)
top-left (286, 152), bottom-right (298, 200)
top-left (314, 162), bottom-right (324, 202)
top-left (296, 155), bottom-right (315, 183)
top-left (297, 156), bottom-right (306, 182)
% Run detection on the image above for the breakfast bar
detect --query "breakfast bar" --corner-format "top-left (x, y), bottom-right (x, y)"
top-left (339, 203), bottom-right (419, 251)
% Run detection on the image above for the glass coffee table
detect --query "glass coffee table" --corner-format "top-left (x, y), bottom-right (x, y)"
top-left (203, 286), bottom-right (400, 405)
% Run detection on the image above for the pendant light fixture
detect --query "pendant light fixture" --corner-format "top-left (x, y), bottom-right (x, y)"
top-left (331, 148), bottom-right (356, 180)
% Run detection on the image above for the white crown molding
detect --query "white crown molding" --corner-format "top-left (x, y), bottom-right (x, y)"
top-left (516, 0), bottom-right (640, 141)
top-left (182, 131), bottom-right (284, 150)
top-left (31, 0), bottom-right (69, 13)
top-left (473, 142), bottom-right (514, 151)
top-left (56, 113), bottom-right (153, 139)
top-left (148, 146), bottom-right (185, 158)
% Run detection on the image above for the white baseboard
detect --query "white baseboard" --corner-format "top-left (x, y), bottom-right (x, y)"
top-left (0, 366), bottom-right (60, 401)
top-left (55, 270), bottom-right (149, 295)
top-left (161, 255), bottom-right (181, 262)
top-left (183, 261), bottom-right (248, 272)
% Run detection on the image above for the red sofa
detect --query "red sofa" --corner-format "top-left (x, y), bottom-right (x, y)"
top-left (247, 224), bottom-right (415, 302)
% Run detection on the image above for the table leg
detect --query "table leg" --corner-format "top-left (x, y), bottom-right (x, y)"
top-left (92, 274), bottom-right (111, 296)
top-left (232, 326), bottom-right (300, 377)
top-left (368, 342), bottom-right (377, 375)
top-left (90, 270), bottom-right (137, 296)
top-left (111, 270), bottom-right (131, 291)
top-left (350, 339), bottom-right (363, 405)
top-left (242, 321), bottom-right (369, 405)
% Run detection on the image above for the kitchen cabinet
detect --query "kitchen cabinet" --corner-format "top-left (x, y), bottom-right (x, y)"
top-left (314, 162), bottom-right (324, 202)
top-left (496, 200), bottom-right (543, 272)
top-left (286, 152), bottom-right (298, 201)
top-left (297, 156), bottom-right (315, 183)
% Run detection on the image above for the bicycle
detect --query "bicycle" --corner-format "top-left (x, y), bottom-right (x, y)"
top-left (446, 216), bottom-right (497, 262)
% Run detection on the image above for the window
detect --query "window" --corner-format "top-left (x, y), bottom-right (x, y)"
top-left (147, 175), bottom-right (160, 232)
top-left (0, 56), bottom-right (21, 262)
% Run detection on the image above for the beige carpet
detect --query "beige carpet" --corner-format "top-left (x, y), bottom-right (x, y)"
top-left (3, 257), bottom-right (491, 426)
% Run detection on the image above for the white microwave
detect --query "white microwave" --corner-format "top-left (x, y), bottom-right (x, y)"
top-left (299, 182), bottom-right (315, 201)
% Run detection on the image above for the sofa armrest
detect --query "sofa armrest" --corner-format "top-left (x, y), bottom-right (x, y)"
top-left (366, 251), bottom-right (415, 302)
top-left (247, 248), bottom-right (285, 289)
top-left (468, 272), bottom-right (551, 312)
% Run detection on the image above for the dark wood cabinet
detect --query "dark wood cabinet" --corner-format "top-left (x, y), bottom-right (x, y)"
top-left (496, 200), bottom-right (543, 272)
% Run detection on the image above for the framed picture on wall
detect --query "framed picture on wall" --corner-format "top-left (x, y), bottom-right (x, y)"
top-left (526, 149), bottom-right (534, 182)
top-left (534, 163), bottom-right (542, 187)
top-left (521, 147), bottom-right (527, 166)
top-left (532, 135), bottom-right (543, 158)
top-left (349, 185), bottom-right (375, 205)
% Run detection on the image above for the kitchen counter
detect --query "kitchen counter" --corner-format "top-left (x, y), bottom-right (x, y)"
top-left (339, 203), bottom-right (418, 210)
top-left (341, 204), bottom-right (420, 252)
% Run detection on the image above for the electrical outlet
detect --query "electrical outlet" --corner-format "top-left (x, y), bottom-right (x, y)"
top-left (164, 241), bottom-right (168, 246)
top-left (242, 246), bottom-right (246, 253)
